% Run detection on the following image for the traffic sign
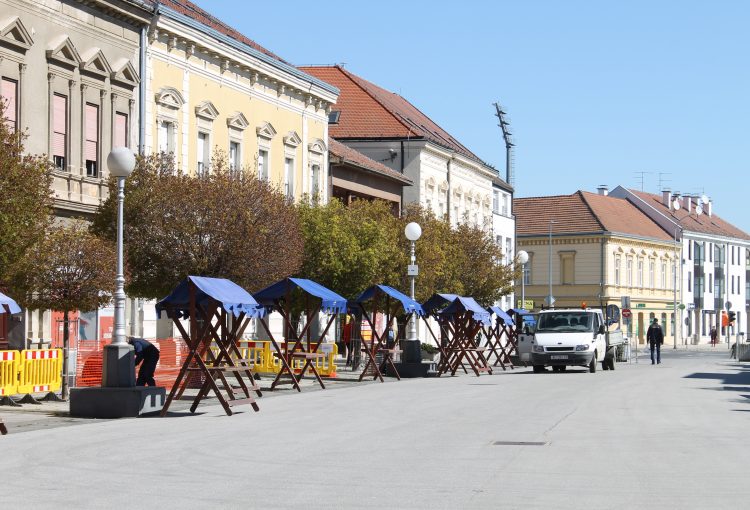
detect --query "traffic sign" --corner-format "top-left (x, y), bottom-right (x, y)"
top-left (622, 309), bottom-right (632, 319)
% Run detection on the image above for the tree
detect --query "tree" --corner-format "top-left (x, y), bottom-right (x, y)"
top-left (9, 223), bottom-right (117, 399)
top-left (401, 205), bottom-right (516, 306)
top-left (91, 151), bottom-right (303, 299)
top-left (0, 102), bottom-right (54, 288)
top-left (297, 198), bottom-right (403, 299)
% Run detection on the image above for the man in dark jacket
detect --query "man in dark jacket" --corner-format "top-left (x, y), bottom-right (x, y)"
top-left (647, 318), bottom-right (664, 365)
top-left (128, 337), bottom-right (160, 386)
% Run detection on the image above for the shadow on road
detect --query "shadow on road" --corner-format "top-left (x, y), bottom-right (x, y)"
top-left (685, 363), bottom-right (750, 410)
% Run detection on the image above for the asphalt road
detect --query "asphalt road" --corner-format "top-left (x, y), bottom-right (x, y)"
top-left (1, 347), bottom-right (747, 509)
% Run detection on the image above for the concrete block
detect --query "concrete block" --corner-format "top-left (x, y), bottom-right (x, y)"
top-left (70, 386), bottom-right (165, 418)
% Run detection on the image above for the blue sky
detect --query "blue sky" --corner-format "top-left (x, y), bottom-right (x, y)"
top-left (194, 0), bottom-right (749, 233)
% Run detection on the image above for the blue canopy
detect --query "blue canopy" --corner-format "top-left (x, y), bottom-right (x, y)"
top-left (253, 277), bottom-right (348, 315)
top-left (508, 308), bottom-right (531, 316)
top-left (155, 276), bottom-right (263, 319)
top-left (488, 306), bottom-right (514, 326)
top-left (353, 284), bottom-right (425, 316)
top-left (0, 291), bottom-right (21, 314)
top-left (440, 296), bottom-right (491, 325)
top-left (422, 293), bottom-right (461, 315)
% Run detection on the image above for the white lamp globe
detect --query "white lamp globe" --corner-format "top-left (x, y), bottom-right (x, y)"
top-left (405, 222), bottom-right (422, 241)
top-left (107, 147), bottom-right (136, 178)
top-left (517, 250), bottom-right (529, 264)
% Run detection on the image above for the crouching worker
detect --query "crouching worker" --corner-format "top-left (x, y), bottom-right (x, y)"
top-left (128, 337), bottom-right (160, 386)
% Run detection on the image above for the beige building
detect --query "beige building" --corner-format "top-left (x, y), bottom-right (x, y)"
top-left (515, 189), bottom-right (679, 344)
top-left (144, 1), bottom-right (338, 202)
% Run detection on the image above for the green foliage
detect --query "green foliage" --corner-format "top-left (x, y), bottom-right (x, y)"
top-left (9, 222), bottom-right (117, 313)
top-left (297, 198), bottom-right (403, 299)
top-left (420, 342), bottom-right (439, 354)
top-left (91, 151), bottom-right (303, 299)
top-left (0, 103), bottom-right (54, 288)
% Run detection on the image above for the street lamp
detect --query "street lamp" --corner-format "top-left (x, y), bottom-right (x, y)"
top-left (102, 147), bottom-right (136, 387)
top-left (404, 222), bottom-right (422, 362)
top-left (517, 250), bottom-right (529, 309)
top-left (546, 220), bottom-right (556, 308)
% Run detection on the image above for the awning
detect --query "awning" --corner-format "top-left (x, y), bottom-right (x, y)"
top-left (488, 306), bottom-right (514, 326)
top-left (422, 293), bottom-right (461, 315)
top-left (0, 291), bottom-right (21, 314)
top-left (353, 284), bottom-right (425, 316)
top-left (155, 276), bottom-right (263, 319)
top-left (253, 277), bottom-right (348, 315)
top-left (508, 308), bottom-right (531, 316)
top-left (440, 296), bottom-right (491, 325)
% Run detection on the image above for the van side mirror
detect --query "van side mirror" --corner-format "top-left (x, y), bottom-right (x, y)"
top-left (598, 325), bottom-right (606, 335)
top-left (524, 326), bottom-right (530, 335)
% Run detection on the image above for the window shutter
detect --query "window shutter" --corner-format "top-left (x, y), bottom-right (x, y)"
top-left (85, 104), bottom-right (98, 161)
top-left (1, 79), bottom-right (17, 128)
top-left (115, 113), bottom-right (128, 148)
top-left (53, 94), bottom-right (67, 157)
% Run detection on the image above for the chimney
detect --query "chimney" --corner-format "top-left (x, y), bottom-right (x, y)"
top-left (707, 200), bottom-right (712, 217)
top-left (662, 190), bottom-right (672, 208)
top-left (685, 195), bottom-right (692, 213)
top-left (597, 185), bottom-right (609, 196)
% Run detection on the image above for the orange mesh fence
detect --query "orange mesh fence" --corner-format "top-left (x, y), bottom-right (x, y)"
top-left (75, 338), bottom-right (195, 389)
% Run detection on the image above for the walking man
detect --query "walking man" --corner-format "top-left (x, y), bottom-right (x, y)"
top-left (647, 318), bottom-right (664, 365)
top-left (128, 337), bottom-right (160, 386)
top-left (710, 327), bottom-right (718, 347)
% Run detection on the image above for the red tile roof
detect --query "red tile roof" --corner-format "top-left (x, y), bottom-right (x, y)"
top-left (629, 190), bottom-right (750, 241)
top-left (514, 192), bottom-right (672, 241)
top-left (328, 138), bottom-right (412, 185)
top-left (299, 65), bottom-right (483, 164)
top-left (153, 0), bottom-right (287, 63)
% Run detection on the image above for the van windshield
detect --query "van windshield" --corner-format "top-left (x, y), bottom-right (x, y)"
top-left (536, 312), bottom-right (595, 333)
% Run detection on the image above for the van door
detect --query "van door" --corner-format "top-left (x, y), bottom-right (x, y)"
top-left (593, 313), bottom-right (606, 360)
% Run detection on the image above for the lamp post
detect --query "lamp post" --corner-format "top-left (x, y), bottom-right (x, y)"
top-left (517, 250), bottom-right (529, 309)
top-left (102, 147), bottom-right (136, 387)
top-left (404, 222), bottom-right (422, 362)
top-left (546, 220), bottom-right (556, 308)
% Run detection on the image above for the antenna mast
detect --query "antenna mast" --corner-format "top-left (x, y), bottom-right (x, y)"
top-left (493, 102), bottom-right (515, 187)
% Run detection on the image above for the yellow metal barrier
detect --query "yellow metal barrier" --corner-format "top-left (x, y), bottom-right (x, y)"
top-left (210, 341), bottom-right (339, 378)
top-left (0, 350), bottom-right (21, 397)
top-left (16, 349), bottom-right (62, 394)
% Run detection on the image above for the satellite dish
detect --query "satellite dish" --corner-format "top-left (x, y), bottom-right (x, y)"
top-left (701, 194), bottom-right (709, 205)
top-left (696, 205), bottom-right (703, 216)
top-left (672, 198), bottom-right (681, 210)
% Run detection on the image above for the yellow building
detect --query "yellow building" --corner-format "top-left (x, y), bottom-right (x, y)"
top-left (515, 189), bottom-right (680, 345)
top-left (145, 1), bottom-right (338, 201)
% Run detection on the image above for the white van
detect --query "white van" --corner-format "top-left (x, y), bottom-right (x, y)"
top-left (519, 308), bottom-right (620, 373)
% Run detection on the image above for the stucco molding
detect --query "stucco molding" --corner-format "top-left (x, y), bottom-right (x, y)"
top-left (155, 86), bottom-right (185, 110)
top-left (256, 121), bottom-right (277, 140)
top-left (46, 35), bottom-right (82, 70)
top-left (226, 111), bottom-right (249, 130)
top-left (0, 16), bottom-right (33, 52)
top-left (79, 48), bottom-right (113, 79)
top-left (283, 130), bottom-right (302, 147)
top-left (307, 138), bottom-right (327, 155)
top-left (110, 58), bottom-right (140, 88)
top-left (194, 100), bottom-right (219, 121)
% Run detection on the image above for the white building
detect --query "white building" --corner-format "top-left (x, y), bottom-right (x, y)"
top-left (610, 186), bottom-right (750, 344)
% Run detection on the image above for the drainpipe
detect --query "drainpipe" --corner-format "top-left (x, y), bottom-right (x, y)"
top-left (138, 26), bottom-right (147, 155)
top-left (446, 157), bottom-right (452, 223)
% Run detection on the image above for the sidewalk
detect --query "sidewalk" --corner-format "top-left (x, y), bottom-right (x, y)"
top-left (0, 356), bottom-right (386, 435)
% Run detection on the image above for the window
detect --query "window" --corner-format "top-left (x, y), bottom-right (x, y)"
top-left (687, 271), bottom-right (692, 292)
top-left (637, 259), bottom-right (644, 287)
top-left (284, 157), bottom-right (294, 199)
top-left (662, 313), bottom-right (668, 337)
top-left (661, 262), bottom-right (667, 289)
top-left (258, 149), bottom-right (269, 181)
top-left (53, 94), bottom-right (67, 170)
top-left (523, 260), bottom-right (531, 285)
top-left (709, 273), bottom-right (713, 291)
top-left (709, 243), bottom-right (713, 262)
top-left (561, 253), bottom-right (575, 285)
top-left (688, 240), bottom-right (692, 260)
top-left (614, 255), bottom-right (621, 285)
top-left (506, 238), bottom-right (512, 264)
top-left (197, 132), bottom-right (209, 176)
top-left (502, 194), bottom-right (509, 216)
top-left (731, 275), bottom-right (735, 295)
top-left (158, 120), bottom-right (174, 154)
top-left (85, 103), bottom-right (99, 177)
top-left (492, 191), bottom-right (500, 213)
top-left (310, 164), bottom-right (320, 196)
top-left (649, 260), bottom-right (655, 289)
top-left (1, 78), bottom-right (18, 131)
top-left (626, 258), bottom-right (633, 287)
top-left (115, 112), bottom-right (128, 148)
top-left (229, 141), bottom-right (240, 172)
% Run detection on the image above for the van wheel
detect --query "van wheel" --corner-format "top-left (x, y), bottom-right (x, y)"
top-left (533, 365), bottom-right (545, 373)
top-left (608, 357), bottom-right (616, 370)
top-left (589, 353), bottom-right (597, 373)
